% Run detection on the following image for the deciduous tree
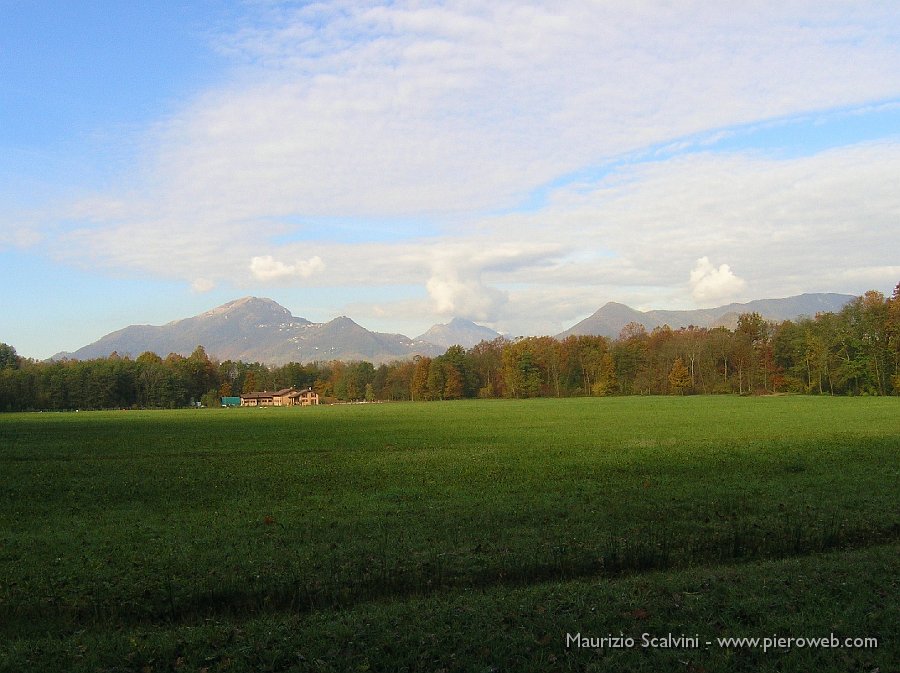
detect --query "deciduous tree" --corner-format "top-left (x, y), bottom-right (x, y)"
top-left (668, 357), bottom-right (691, 394)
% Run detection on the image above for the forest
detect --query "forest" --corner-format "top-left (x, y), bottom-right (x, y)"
top-left (1, 285), bottom-right (898, 411)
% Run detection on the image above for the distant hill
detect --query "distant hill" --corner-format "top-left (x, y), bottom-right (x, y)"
top-left (557, 293), bottom-right (855, 339)
top-left (54, 297), bottom-right (444, 365)
top-left (54, 292), bottom-right (859, 365)
top-left (415, 317), bottom-right (501, 349)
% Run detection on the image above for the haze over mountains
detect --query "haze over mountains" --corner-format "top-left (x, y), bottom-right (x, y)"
top-left (54, 293), bottom-right (856, 365)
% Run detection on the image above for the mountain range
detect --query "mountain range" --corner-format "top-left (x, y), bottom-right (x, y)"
top-left (557, 293), bottom-right (855, 339)
top-left (54, 298), bottom-right (439, 365)
top-left (54, 292), bottom-right (855, 365)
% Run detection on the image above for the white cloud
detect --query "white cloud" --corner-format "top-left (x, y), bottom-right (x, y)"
top-left (191, 277), bottom-right (215, 293)
top-left (152, 1), bottom-right (897, 220)
top-left (422, 241), bottom-right (567, 321)
top-left (4, 226), bottom-right (42, 250)
top-left (426, 268), bottom-right (507, 322)
top-left (249, 255), bottom-right (325, 281)
top-left (428, 141), bottom-right (900, 334)
top-left (14, 2), bottom-right (900, 338)
top-left (689, 257), bottom-right (747, 303)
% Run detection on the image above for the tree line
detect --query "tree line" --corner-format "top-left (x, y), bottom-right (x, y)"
top-left (1, 285), bottom-right (898, 411)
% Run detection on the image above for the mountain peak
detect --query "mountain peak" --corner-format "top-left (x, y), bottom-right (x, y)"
top-left (329, 315), bottom-right (359, 326)
top-left (200, 296), bottom-right (291, 319)
top-left (415, 317), bottom-right (501, 349)
top-left (597, 301), bottom-right (638, 311)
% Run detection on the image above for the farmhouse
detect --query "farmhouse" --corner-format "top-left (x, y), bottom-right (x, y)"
top-left (240, 387), bottom-right (319, 407)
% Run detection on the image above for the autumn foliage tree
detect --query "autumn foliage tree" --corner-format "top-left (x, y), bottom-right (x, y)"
top-left (668, 357), bottom-right (691, 395)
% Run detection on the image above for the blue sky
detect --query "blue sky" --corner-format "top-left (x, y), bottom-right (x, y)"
top-left (2, 1), bottom-right (899, 359)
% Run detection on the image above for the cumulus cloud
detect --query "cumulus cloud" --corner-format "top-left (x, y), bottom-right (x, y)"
top-left (426, 268), bottom-right (507, 322)
top-left (422, 241), bottom-right (566, 321)
top-left (689, 257), bottom-right (747, 303)
top-left (249, 255), bottom-right (324, 281)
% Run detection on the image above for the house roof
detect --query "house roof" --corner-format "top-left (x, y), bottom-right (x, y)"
top-left (240, 391), bottom-right (274, 400)
top-left (241, 387), bottom-right (317, 400)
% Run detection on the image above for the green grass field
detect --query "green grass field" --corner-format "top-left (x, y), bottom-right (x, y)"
top-left (1, 397), bottom-right (897, 672)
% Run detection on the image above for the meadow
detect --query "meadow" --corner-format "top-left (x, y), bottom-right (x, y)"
top-left (0, 396), bottom-right (897, 672)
